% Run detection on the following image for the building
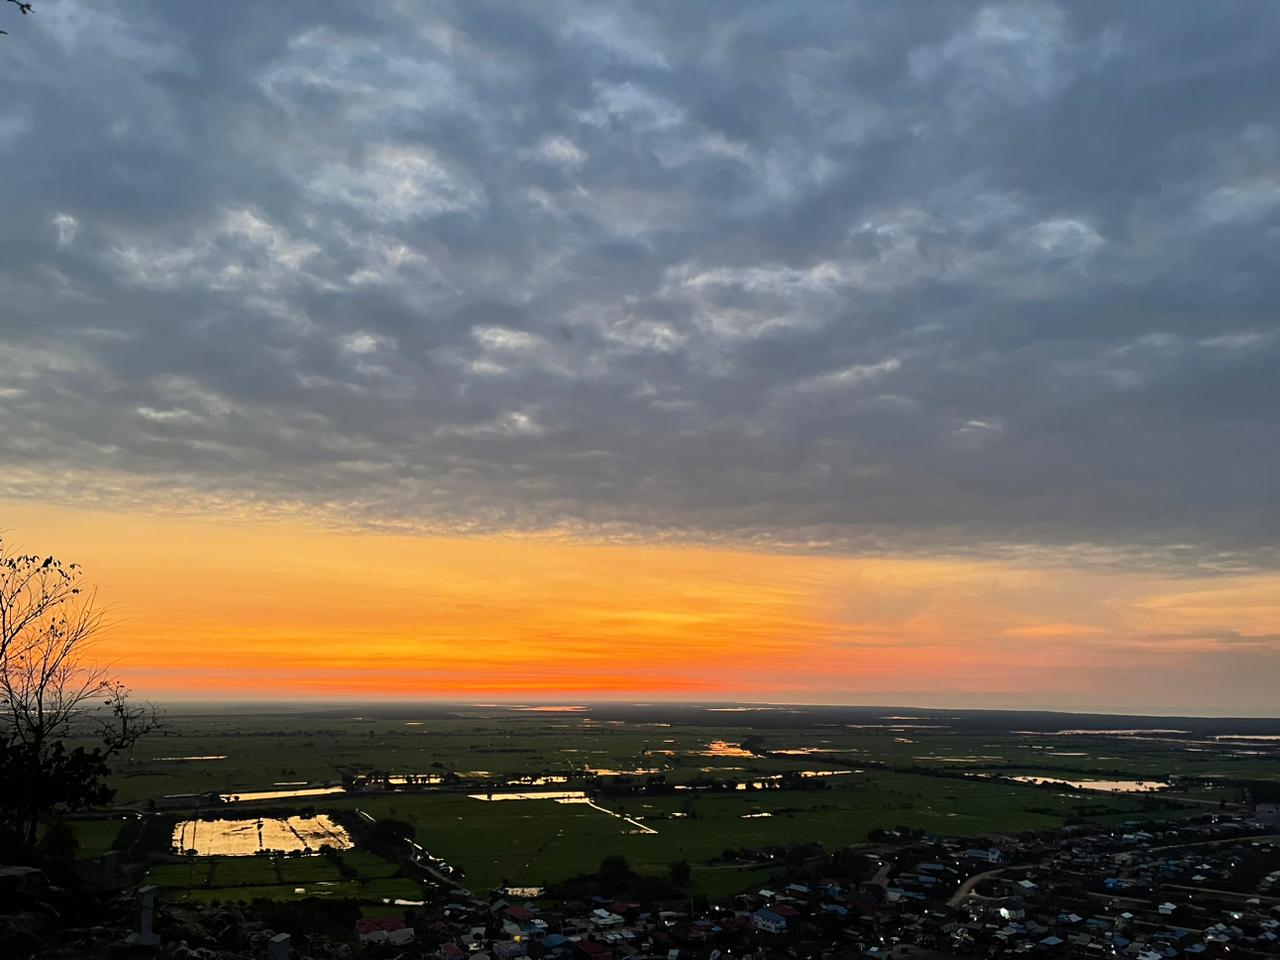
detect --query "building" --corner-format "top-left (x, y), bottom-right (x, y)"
top-left (751, 909), bottom-right (788, 935)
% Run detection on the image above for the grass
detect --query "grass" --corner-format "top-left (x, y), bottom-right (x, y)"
top-left (109, 708), bottom-right (1277, 902)
top-left (71, 818), bottom-right (130, 858)
top-left (101, 713), bottom-right (1280, 808)
top-left (324, 767), bottom-right (1168, 896)
top-left (145, 849), bottom-right (417, 906)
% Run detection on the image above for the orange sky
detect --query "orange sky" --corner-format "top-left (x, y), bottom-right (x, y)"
top-left (4, 499), bottom-right (1279, 714)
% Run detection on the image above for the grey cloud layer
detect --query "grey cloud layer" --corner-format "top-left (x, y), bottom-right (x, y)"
top-left (2, 0), bottom-right (1279, 566)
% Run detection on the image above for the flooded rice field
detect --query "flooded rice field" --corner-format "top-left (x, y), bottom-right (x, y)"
top-left (1008, 776), bottom-right (1168, 793)
top-left (173, 815), bottom-right (352, 856)
top-left (220, 786), bottom-right (347, 803)
top-left (1015, 729), bottom-right (1190, 736)
top-left (698, 740), bottom-right (755, 757)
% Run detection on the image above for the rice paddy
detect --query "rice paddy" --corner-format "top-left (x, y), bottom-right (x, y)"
top-left (172, 815), bottom-right (352, 856)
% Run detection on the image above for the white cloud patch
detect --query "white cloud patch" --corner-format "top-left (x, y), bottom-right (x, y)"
top-left (792, 358), bottom-right (903, 395)
top-left (526, 135), bottom-right (588, 168)
top-left (108, 209), bottom-right (322, 293)
top-left (307, 145), bottom-right (484, 222)
top-left (1196, 180), bottom-right (1280, 226)
top-left (437, 410), bottom-right (547, 438)
top-left (577, 81), bottom-right (684, 131)
top-left (910, 4), bottom-right (1072, 103)
top-left (1022, 218), bottom-right (1105, 263)
top-left (51, 213), bottom-right (80, 247)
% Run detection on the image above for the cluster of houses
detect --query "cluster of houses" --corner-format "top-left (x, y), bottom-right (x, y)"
top-left (357, 812), bottom-right (1280, 959)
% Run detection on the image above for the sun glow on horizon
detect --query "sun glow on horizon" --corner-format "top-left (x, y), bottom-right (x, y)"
top-left (4, 499), bottom-right (1279, 715)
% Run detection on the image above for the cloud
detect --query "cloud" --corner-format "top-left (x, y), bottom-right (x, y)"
top-left (0, 0), bottom-right (1278, 571)
top-left (305, 144), bottom-right (485, 222)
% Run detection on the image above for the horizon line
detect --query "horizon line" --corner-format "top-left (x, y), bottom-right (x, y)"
top-left (131, 697), bottom-right (1280, 722)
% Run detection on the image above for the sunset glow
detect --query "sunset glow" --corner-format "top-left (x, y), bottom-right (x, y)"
top-left (6, 500), bottom-right (1277, 714)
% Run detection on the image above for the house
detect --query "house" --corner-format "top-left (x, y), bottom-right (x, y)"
top-left (966, 847), bottom-right (1004, 864)
top-left (1158, 903), bottom-right (1178, 917)
top-left (1017, 879), bottom-right (1039, 895)
top-left (530, 934), bottom-right (572, 959)
top-left (1255, 803), bottom-right (1280, 827)
top-left (440, 944), bottom-right (468, 960)
top-left (999, 899), bottom-right (1027, 921)
top-left (751, 909), bottom-right (788, 935)
top-left (356, 917), bottom-right (414, 946)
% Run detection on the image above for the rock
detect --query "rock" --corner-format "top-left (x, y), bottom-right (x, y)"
top-left (0, 864), bottom-right (46, 894)
top-left (0, 910), bottom-right (50, 954)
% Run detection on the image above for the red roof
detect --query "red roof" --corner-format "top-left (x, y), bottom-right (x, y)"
top-left (772, 904), bottom-right (800, 918)
top-left (356, 917), bottom-right (408, 934)
top-left (440, 944), bottom-right (467, 957)
top-left (507, 905), bottom-right (536, 922)
top-left (576, 941), bottom-right (611, 957)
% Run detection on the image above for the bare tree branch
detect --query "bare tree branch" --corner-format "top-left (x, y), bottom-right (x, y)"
top-left (1, 0), bottom-right (33, 36)
top-left (0, 534), bottom-right (161, 847)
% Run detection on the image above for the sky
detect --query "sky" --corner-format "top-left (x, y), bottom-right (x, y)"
top-left (1, 2), bottom-right (1278, 714)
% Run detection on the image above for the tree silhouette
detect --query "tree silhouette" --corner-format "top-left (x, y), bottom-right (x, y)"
top-left (1, 1), bottom-right (33, 37)
top-left (1, 535), bottom-right (159, 851)
top-left (668, 859), bottom-right (691, 886)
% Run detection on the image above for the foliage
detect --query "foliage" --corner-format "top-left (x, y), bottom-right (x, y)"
top-left (371, 817), bottom-right (416, 847)
top-left (0, 536), bottom-right (159, 851)
top-left (36, 817), bottom-right (79, 859)
top-left (547, 853), bottom-right (681, 903)
top-left (668, 858), bottom-right (691, 886)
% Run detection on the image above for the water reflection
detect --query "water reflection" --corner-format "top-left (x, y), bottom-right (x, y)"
top-left (173, 815), bottom-right (352, 856)
top-left (220, 786), bottom-right (346, 802)
top-left (1008, 776), bottom-right (1168, 793)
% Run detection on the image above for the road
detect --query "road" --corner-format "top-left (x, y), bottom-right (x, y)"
top-left (947, 867), bottom-right (1008, 908)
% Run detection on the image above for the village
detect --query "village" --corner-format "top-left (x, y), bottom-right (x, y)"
top-left (270, 803), bottom-right (1280, 958)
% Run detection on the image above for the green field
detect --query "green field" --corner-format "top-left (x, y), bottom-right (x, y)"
top-left (109, 711), bottom-right (1280, 810)
top-left (96, 704), bottom-right (1280, 901)
top-left (72, 818), bottom-right (130, 858)
top-left (328, 767), bottom-right (1175, 896)
top-left (144, 848), bottom-right (418, 905)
